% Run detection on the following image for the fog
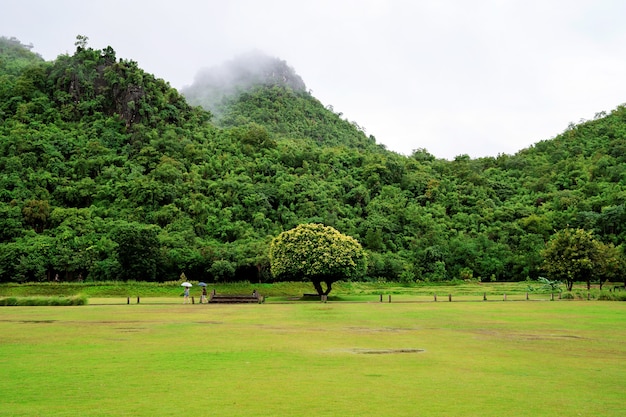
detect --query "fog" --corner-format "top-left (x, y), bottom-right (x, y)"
top-left (182, 51), bottom-right (306, 116)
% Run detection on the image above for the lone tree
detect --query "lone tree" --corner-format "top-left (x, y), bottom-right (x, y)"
top-left (269, 223), bottom-right (366, 295)
top-left (541, 228), bottom-right (599, 291)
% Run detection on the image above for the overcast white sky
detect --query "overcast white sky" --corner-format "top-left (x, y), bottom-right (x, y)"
top-left (3, 0), bottom-right (626, 159)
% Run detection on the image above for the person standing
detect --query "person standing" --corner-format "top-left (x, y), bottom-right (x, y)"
top-left (201, 286), bottom-right (207, 304)
top-left (183, 286), bottom-right (190, 304)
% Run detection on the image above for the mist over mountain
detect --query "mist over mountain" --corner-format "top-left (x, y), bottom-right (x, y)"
top-left (0, 36), bottom-right (44, 74)
top-left (182, 51), bottom-right (306, 116)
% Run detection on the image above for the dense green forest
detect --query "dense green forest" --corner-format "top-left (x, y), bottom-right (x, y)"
top-left (1, 36), bottom-right (625, 284)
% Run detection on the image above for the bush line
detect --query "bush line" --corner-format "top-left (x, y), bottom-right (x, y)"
top-left (0, 295), bottom-right (88, 306)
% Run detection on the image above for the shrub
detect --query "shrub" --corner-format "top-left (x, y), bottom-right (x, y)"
top-left (0, 297), bottom-right (18, 306)
top-left (0, 295), bottom-right (88, 306)
top-left (597, 291), bottom-right (626, 301)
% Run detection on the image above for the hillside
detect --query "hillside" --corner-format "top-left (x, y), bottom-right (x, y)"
top-left (0, 36), bottom-right (625, 284)
top-left (182, 52), bottom-right (380, 152)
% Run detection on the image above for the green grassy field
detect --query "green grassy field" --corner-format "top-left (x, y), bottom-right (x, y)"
top-left (1, 301), bottom-right (624, 416)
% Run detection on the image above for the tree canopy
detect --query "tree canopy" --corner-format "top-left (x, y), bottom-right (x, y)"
top-left (269, 223), bottom-right (367, 295)
top-left (541, 228), bottom-right (598, 291)
top-left (542, 228), bottom-right (625, 290)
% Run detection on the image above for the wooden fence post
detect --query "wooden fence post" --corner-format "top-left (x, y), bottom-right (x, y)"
top-left (388, 295), bottom-right (391, 303)
top-left (448, 294), bottom-right (452, 302)
top-left (483, 292), bottom-right (487, 301)
top-left (434, 294), bottom-right (437, 302)
top-left (137, 296), bottom-right (140, 304)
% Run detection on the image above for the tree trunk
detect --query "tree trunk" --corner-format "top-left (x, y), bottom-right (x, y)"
top-left (313, 281), bottom-right (324, 296)
top-left (323, 280), bottom-right (333, 295)
top-left (312, 280), bottom-right (333, 296)
top-left (567, 279), bottom-right (573, 291)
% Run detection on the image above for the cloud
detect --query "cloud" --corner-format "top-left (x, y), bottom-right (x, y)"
top-left (182, 51), bottom-right (307, 115)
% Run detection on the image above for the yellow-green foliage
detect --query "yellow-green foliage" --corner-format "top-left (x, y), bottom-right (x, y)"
top-left (269, 223), bottom-right (366, 280)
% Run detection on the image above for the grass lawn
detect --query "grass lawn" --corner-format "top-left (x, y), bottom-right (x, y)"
top-left (0, 301), bottom-right (624, 416)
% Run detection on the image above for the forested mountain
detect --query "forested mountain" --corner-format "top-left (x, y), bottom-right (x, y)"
top-left (182, 51), bottom-right (306, 116)
top-left (1, 36), bottom-right (625, 284)
top-left (182, 51), bottom-right (379, 152)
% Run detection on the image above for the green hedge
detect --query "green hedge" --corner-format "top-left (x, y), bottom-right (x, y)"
top-left (0, 295), bottom-right (88, 306)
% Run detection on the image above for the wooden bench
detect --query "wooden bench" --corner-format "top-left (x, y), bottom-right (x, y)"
top-left (208, 289), bottom-right (263, 304)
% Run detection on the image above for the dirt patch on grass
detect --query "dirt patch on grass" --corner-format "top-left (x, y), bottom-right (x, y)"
top-left (470, 329), bottom-right (586, 341)
top-left (352, 348), bottom-right (424, 354)
top-left (516, 333), bottom-right (585, 341)
top-left (329, 348), bottom-right (424, 354)
top-left (345, 326), bottom-right (417, 333)
top-left (116, 327), bottom-right (146, 332)
top-left (0, 319), bottom-right (58, 324)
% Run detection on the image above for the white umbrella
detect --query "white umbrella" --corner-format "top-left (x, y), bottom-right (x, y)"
top-left (181, 282), bottom-right (192, 287)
